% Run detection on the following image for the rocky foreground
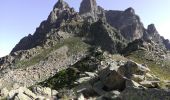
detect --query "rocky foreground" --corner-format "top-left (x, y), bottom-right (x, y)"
top-left (1, 51), bottom-right (170, 100)
top-left (0, 0), bottom-right (170, 100)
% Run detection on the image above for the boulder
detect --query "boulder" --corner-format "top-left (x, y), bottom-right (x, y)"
top-left (131, 74), bottom-right (145, 82)
top-left (42, 87), bottom-right (52, 97)
top-left (93, 81), bottom-right (106, 95)
top-left (139, 81), bottom-right (160, 88)
top-left (85, 72), bottom-right (97, 78)
top-left (118, 61), bottom-right (150, 79)
top-left (51, 90), bottom-right (58, 96)
top-left (99, 90), bottom-right (121, 100)
top-left (32, 86), bottom-right (52, 97)
top-left (120, 87), bottom-right (170, 100)
top-left (0, 87), bottom-right (9, 97)
top-left (8, 87), bottom-right (37, 100)
top-left (75, 77), bottom-right (92, 84)
top-left (77, 84), bottom-right (97, 98)
top-left (99, 67), bottom-right (126, 91)
top-left (125, 80), bottom-right (144, 89)
top-left (78, 94), bottom-right (85, 100)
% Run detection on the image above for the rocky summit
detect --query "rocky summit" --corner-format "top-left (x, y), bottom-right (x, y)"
top-left (0, 0), bottom-right (170, 100)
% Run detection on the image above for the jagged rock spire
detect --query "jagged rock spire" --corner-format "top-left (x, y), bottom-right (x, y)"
top-left (124, 7), bottom-right (135, 16)
top-left (147, 24), bottom-right (158, 35)
top-left (53, 0), bottom-right (69, 9)
top-left (79, 0), bottom-right (106, 22)
top-left (79, 0), bottom-right (98, 15)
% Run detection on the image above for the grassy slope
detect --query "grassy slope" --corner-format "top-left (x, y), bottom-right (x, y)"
top-left (15, 37), bottom-right (90, 69)
top-left (37, 50), bottom-right (104, 90)
top-left (126, 50), bottom-right (170, 80)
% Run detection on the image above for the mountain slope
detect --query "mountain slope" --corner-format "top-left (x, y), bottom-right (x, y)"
top-left (0, 0), bottom-right (170, 99)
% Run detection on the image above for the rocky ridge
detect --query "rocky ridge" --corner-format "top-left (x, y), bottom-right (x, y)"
top-left (0, 0), bottom-right (170, 100)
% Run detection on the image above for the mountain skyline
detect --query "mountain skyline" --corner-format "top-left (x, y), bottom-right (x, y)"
top-left (0, 0), bottom-right (170, 57)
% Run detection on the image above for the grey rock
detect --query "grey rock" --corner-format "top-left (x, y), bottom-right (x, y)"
top-left (77, 94), bottom-right (85, 100)
top-left (105, 7), bottom-right (144, 41)
top-left (32, 86), bottom-right (52, 97)
top-left (118, 61), bottom-right (150, 79)
top-left (147, 24), bottom-right (158, 35)
top-left (103, 70), bottom-right (126, 91)
top-left (53, 0), bottom-right (69, 10)
top-left (8, 87), bottom-right (37, 100)
top-left (0, 87), bottom-right (9, 97)
top-left (86, 19), bottom-right (126, 53)
top-left (85, 72), bottom-right (97, 78)
top-left (120, 87), bottom-right (170, 100)
top-left (125, 80), bottom-right (144, 89)
top-left (79, 0), bottom-right (106, 22)
top-left (11, 0), bottom-right (78, 53)
top-left (93, 81), bottom-right (106, 95)
top-left (139, 81), bottom-right (160, 88)
top-left (99, 90), bottom-right (121, 100)
top-left (75, 77), bottom-right (92, 84)
top-left (51, 90), bottom-right (58, 96)
top-left (99, 67), bottom-right (126, 91)
top-left (79, 0), bottom-right (98, 15)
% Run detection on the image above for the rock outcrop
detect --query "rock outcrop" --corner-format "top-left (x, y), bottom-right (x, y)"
top-left (79, 0), bottom-right (98, 15)
top-left (86, 19), bottom-right (127, 53)
top-left (11, 0), bottom-right (79, 53)
top-left (105, 7), bottom-right (144, 41)
top-left (79, 0), bottom-right (106, 22)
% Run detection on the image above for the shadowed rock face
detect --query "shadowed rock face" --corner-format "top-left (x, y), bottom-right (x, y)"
top-left (79, 0), bottom-right (97, 15)
top-left (143, 24), bottom-right (170, 50)
top-left (105, 7), bottom-right (144, 41)
top-left (11, 0), bottom-right (78, 53)
top-left (146, 24), bottom-right (162, 44)
top-left (79, 0), bottom-right (106, 22)
top-left (147, 24), bottom-right (158, 35)
top-left (79, 0), bottom-right (144, 42)
top-left (53, 0), bottom-right (69, 9)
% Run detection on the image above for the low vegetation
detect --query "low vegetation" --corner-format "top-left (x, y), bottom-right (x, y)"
top-left (126, 50), bottom-right (170, 80)
top-left (38, 67), bottom-right (80, 90)
top-left (14, 37), bottom-right (89, 69)
top-left (37, 49), bottom-right (105, 90)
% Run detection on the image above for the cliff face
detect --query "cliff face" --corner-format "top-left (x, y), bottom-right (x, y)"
top-left (11, 0), bottom-right (79, 53)
top-left (105, 8), bottom-right (144, 41)
top-left (79, 0), bottom-right (106, 22)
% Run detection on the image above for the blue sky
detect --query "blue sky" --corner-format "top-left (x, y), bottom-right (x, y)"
top-left (0, 0), bottom-right (170, 57)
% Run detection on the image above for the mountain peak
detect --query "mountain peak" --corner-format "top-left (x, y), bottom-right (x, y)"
top-left (79, 0), bottom-right (98, 15)
top-left (53, 0), bottom-right (69, 9)
top-left (147, 24), bottom-right (158, 34)
top-left (124, 7), bottom-right (135, 15)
